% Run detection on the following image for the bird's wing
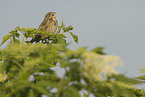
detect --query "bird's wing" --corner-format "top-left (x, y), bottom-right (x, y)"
top-left (38, 19), bottom-right (48, 30)
top-left (53, 19), bottom-right (58, 33)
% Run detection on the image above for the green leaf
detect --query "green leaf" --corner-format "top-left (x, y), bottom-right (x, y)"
top-left (15, 26), bottom-right (21, 31)
top-left (27, 90), bottom-right (35, 97)
top-left (62, 25), bottom-right (65, 31)
top-left (61, 20), bottom-right (65, 31)
top-left (32, 84), bottom-right (50, 96)
top-left (61, 19), bottom-right (64, 26)
top-left (91, 47), bottom-right (106, 55)
top-left (57, 26), bottom-right (61, 34)
top-left (9, 30), bottom-right (17, 34)
top-left (140, 67), bottom-right (145, 73)
top-left (69, 32), bottom-right (78, 44)
top-left (83, 92), bottom-right (88, 97)
top-left (29, 27), bottom-right (36, 31)
top-left (111, 84), bottom-right (134, 97)
top-left (109, 74), bottom-right (142, 84)
top-left (135, 75), bottom-right (145, 81)
top-left (22, 27), bottom-right (29, 32)
top-left (65, 25), bottom-right (73, 32)
top-left (58, 34), bottom-right (66, 38)
top-left (9, 30), bottom-right (20, 38)
top-left (0, 34), bottom-right (12, 46)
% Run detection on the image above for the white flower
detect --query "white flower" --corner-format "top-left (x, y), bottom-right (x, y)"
top-left (83, 52), bottom-right (123, 80)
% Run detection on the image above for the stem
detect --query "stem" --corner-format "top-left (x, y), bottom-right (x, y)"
top-left (22, 36), bottom-right (25, 43)
top-left (11, 60), bottom-right (23, 69)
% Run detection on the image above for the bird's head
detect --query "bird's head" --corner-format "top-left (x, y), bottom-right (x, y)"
top-left (45, 12), bottom-right (56, 20)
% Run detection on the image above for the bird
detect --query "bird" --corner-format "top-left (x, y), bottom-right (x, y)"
top-left (31, 12), bottom-right (58, 43)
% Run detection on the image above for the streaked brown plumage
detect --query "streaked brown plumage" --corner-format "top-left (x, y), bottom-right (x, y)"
top-left (31, 12), bottom-right (58, 42)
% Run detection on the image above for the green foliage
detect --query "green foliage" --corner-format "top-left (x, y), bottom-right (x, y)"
top-left (0, 34), bottom-right (12, 46)
top-left (1, 20), bottom-right (78, 45)
top-left (108, 74), bottom-right (142, 85)
top-left (69, 32), bottom-right (78, 44)
top-left (0, 19), bottom-right (145, 97)
top-left (83, 92), bottom-right (88, 97)
top-left (140, 67), bottom-right (145, 73)
top-left (135, 68), bottom-right (145, 83)
top-left (57, 20), bottom-right (78, 44)
top-left (0, 43), bottom-right (61, 97)
top-left (91, 47), bottom-right (106, 55)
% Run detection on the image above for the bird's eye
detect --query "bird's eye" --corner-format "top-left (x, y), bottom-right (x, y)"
top-left (46, 14), bottom-right (50, 17)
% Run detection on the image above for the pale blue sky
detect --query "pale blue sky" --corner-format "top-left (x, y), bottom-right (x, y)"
top-left (0, 0), bottom-right (145, 77)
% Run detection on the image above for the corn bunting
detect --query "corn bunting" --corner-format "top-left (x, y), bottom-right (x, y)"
top-left (31, 12), bottom-right (58, 42)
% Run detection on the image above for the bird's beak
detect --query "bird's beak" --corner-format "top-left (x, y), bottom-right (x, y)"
top-left (52, 12), bottom-right (56, 16)
top-left (52, 16), bottom-right (56, 18)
